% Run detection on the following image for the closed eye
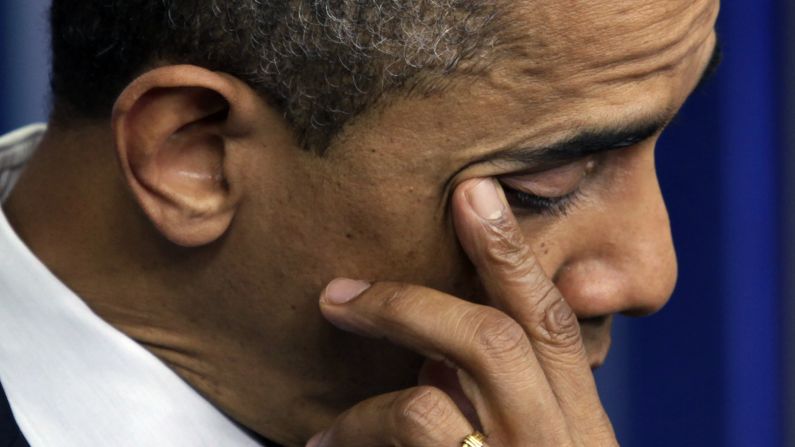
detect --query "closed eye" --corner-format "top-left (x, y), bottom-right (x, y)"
top-left (497, 157), bottom-right (597, 216)
top-left (500, 182), bottom-right (584, 217)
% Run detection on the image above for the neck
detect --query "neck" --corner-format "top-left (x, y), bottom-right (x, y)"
top-left (2, 124), bottom-right (338, 446)
top-left (5, 125), bottom-right (124, 282)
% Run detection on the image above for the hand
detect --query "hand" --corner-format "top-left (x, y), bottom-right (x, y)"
top-left (307, 178), bottom-right (618, 447)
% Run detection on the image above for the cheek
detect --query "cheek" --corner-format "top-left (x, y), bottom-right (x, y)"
top-left (258, 173), bottom-right (474, 296)
top-left (334, 189), bottom-right (473, 293)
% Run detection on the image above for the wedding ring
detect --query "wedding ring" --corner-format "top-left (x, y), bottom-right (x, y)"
top-left (461, 431), bottom-right (488, 447)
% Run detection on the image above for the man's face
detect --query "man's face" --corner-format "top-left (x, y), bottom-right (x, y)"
top-left (201, 0), bottom-right (717, 427)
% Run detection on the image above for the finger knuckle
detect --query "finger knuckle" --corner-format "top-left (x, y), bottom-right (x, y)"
top-left (377, 282), bottom-right (417, 318)
top-left (526, 270), bottom-right (560, 305)
top-left (518, 279), bottom-right (563, 331)
top-left (534, 297), bottom-right (585, 354)
top-left (484, 222), bottom-right (533, 273)
top-left (484, 224), bottom-right (555, 295)
top-left (392, 387), bottom-right (453, 441)
top-left (470, 309), bottom-right (532, 364)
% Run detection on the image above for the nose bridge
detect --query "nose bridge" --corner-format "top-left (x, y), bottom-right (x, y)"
top-left (616, 173), bottom-right (678, 314)
top-left (554, 152), bottom-right (678, 318)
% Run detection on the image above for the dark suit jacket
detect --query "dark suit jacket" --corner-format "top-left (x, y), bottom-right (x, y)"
top-left (0, 381), bottom-right (28, 447)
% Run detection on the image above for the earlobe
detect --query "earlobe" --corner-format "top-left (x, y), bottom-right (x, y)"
top-left (112, 66), bottom-right (252, 247)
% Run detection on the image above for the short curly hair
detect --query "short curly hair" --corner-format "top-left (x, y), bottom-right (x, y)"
top-left (49, 1), bottom-right (501, 151)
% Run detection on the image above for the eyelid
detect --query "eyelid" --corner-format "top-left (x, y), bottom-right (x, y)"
top-left (499, 157), bottom-right (596, 198)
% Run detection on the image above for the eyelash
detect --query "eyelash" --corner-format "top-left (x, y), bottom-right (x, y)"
top-left (499, 182), bottom-right (584, 217)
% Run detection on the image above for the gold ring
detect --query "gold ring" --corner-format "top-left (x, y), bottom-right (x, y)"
top-left (461, 431), bottom-right (488, 447)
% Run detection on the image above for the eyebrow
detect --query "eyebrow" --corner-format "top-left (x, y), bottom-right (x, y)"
top-left (480, 115), bottom-right (670, 168)
top-left (480, 39), bottom-right (723, 169)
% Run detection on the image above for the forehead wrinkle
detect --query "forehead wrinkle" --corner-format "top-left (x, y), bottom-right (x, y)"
top-left (572, 1), bottom-right (719, 86)
top-left (565, 0), bottom-right (715, 49)
top-left (490, 0), bottom-right (718, 85)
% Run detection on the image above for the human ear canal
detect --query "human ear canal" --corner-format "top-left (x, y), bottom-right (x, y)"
top-left (115, 84), bottom-right (240, 247)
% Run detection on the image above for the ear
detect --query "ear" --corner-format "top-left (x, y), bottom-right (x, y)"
top-left (112, 65), bottom-right (262, 247)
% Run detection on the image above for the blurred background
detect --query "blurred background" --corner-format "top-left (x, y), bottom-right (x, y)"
top-left (0, 1), bottom-right (790, 445)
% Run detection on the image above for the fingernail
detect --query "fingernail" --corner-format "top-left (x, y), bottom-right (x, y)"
top-left (322, 278), bottom-right (371, 305)
top-left (306, 432), bottom-right (325, 447)
top-left (467, 179), bottom-right (505, 221)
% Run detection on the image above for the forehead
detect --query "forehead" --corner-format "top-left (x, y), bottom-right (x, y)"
top-left (469, 1), bottom-right (718, 133)
top-left (502, 0), bottom-right (717, 67)
top-left (490, 0), bottom-right (718, 102)
top-left (497, 0), bottom-right (716, 85)
top-left (331, 0), bottom-right (718, 171)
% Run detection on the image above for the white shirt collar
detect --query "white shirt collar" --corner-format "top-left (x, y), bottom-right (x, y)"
top-left (0, 125), bottom-right (263, 446)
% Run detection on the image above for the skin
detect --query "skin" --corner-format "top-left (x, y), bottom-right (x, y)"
top-left (3, 0), bottom-right (718, 445)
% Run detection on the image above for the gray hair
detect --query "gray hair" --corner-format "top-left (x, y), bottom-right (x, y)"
top-left (50, 0), bottom-right (501, 151)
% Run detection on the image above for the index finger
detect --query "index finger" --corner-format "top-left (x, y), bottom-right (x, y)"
top-left (452, 178), bottom-right (614, 440)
